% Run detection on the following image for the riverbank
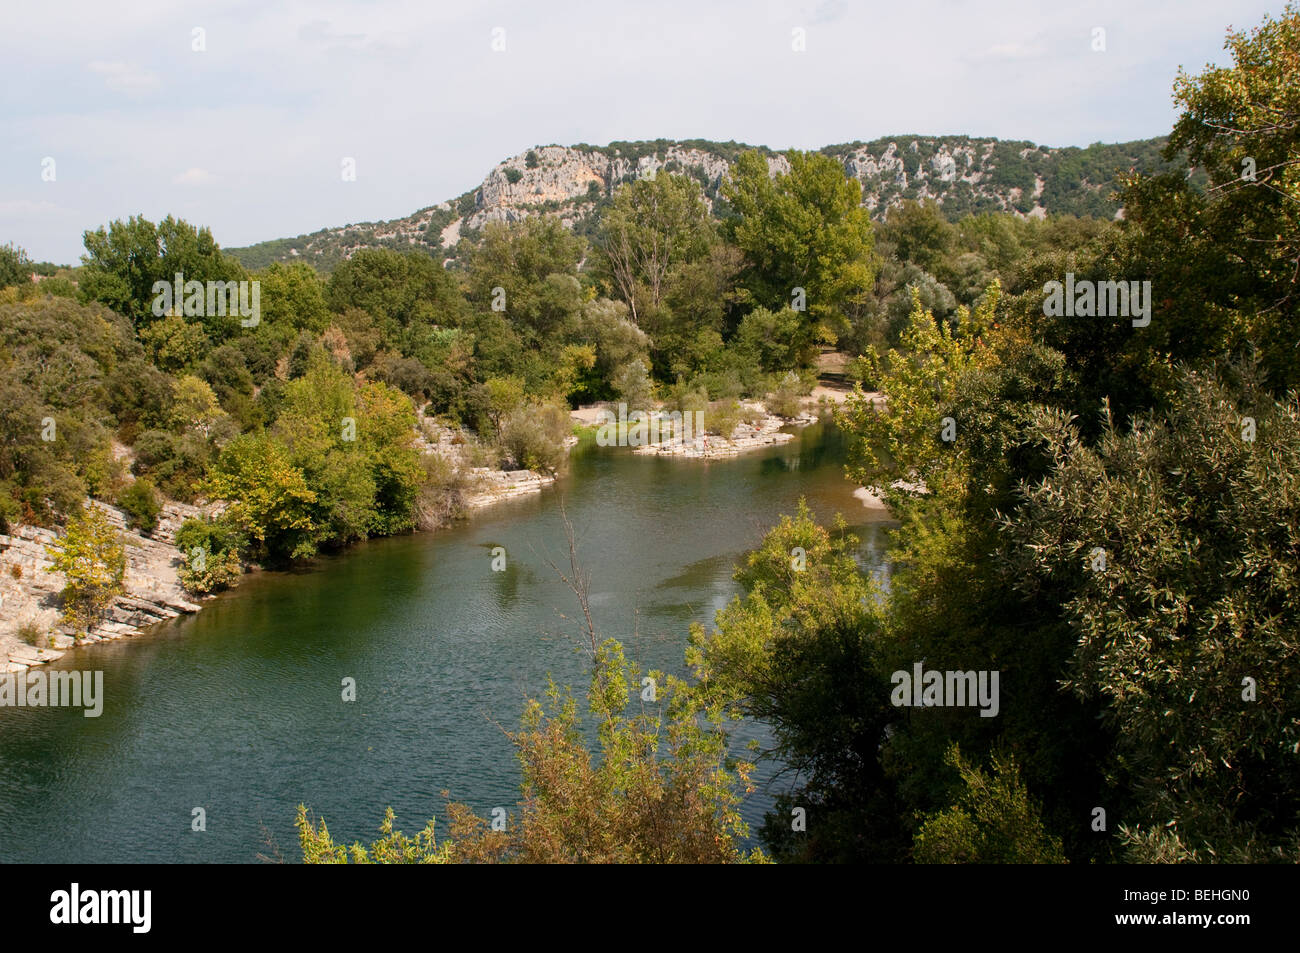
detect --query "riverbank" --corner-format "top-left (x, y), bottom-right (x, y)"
top-left (0, 500), bottom-right (204, 674)
top-left (0, 419), bottom-right (574, 669)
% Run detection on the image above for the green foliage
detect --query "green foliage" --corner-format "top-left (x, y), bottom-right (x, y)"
top-left (1002, 368), bottom-right (1300, 858)
top-left (724, 149), bottom-right (876, 345)
top-left (0, 243), bottom-right (32, 288)
top-left (174, 517), bottom-right (245, 593)
top-left (688, 500), bottom-right (900, 861)
top-left (611, 358), bottom-right (654, 411)
top-left (296, 805), bottom-right (454, 864)
top-left (594, 172), bottom-right (715, 324)
top-left (913, 746), bottom-right (1067, 864)
top-left (79, 215), bottom-right (247, 336)
top-left (43, 503), bottom-right (126, 639)
top-left (302, 637), bottom-right (765, 864)
top-left (204, 433), bottom-right (319, 561)
top-left (117, 478), bottom-right (161, 533)
top-left (498, 400), bottom-right (571, 472)
top-left (766, 370), bottom-right (806, 419)
top-left (326, 248), bottom-right (465, 357)
top-left (466, 216), bottom-right (585, 340)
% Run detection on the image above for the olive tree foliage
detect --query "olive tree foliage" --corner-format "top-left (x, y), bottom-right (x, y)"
top-left (1001, 366), bottom-right (1300, 861)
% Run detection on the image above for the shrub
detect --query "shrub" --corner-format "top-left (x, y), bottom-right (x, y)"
top-left (498, 401), bottom-right (571, 473)
top-left (705, 399), bottom-right (742, 438)
top-left (132, 430), bottom-right (178, 473)
top-left (174, 517), bottom-right (245, 593)
top-left (17, 620), bottom-right (45, 646)
top-left (43, 504), bottom-right (126, 639)
top-left (612, 359), bottom-right (654, 412)
top-left (415, 452), bottom-right (467, 531)
top-left (504, 167), bottom-right (524, 185)
top-left (766, 371), bottom-right (806, 419)
top-left (117, 479), bottom-right (162, 533)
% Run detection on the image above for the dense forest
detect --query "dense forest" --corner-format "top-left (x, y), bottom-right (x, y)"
top-left (3, 4), bottom-right (1296, 864)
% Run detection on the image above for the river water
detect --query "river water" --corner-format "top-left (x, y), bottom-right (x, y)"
top-left (0, 421), bottom-right (893, 862)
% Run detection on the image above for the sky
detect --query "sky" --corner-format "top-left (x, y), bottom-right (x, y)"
top-left (0, 0), bottom-right (1289, 265)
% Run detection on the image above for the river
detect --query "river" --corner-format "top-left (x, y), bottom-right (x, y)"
top-left (0, 420), bottom-right (893, 862)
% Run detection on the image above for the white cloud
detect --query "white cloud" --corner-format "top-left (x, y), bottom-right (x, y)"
top-left (86, 61), bottom-right (159, 93)
top-left (0, 0), bottom-right (1283, 264)
top-left (981, 41), bottom-right (1048, 60)
top-left (173, 167), bottom-right (216, 186)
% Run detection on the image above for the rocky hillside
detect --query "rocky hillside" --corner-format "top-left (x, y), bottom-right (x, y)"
top-left (228, 135), bottom-right (1189, 271)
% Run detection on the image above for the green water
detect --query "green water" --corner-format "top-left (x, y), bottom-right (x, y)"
top-left (0, 421), bottom-right (893, 862)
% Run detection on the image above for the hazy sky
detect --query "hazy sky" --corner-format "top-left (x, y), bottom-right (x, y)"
top-left (1, 0), bottom-right (1288, 264)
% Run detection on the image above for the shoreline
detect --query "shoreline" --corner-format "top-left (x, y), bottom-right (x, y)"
top-left (0, 501), bottom-right (204, 675)
top-left (1, 386), bottom-right (885, 668)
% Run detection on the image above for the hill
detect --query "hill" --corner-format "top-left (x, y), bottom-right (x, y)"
top-left (227, 135), bottom-right (1191, 271)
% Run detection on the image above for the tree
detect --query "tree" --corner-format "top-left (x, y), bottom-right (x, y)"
top-left (204, 433), bottom-right (318, 561)
top-left (483, 376), bottom-right (526, 439)
top-left (1169, 2), bottom-right (1300, 318)
top-left (687, 500), bottom-right (902, 862)
top-left (79, 215), bottom-right (247, 335)
top-left (256, 261), bottom-right (331, 345)
top-left (594, 173), bottom-right (715, 324)
top-left (1002, 367), bottom-right (1300, 860)
top-left (724, 150), bottom-right (877, 347)
top-left (612, 359), bottom-right (653, 411)
top-left (0, 243), bottom-right (31, 288)
top-left (44, 503), bottom-right (126, 639)
top-left (1116, 2), bottom-right (1300, 391)
top-left (326, 249), bottom-right (464, 352)
top-left (466, 216), bottom-right (585, 340)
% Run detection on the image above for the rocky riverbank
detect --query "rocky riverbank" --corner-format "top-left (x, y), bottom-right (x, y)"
top-left (630, 400), bottom-right (820, 459)
top-left (0, 500), bottom-right (204, 674)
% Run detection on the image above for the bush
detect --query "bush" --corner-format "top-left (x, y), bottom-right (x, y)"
top-left (766, 371), bottom-right (806, 419)
top-left (17, 620), bottom-right (45, 646)
top-left (504, 167), bottom-right (524, 185)
top-left (666, 378), bottom-right (709, 416)
top-left (43, 504), bottom-right (126, 639)
top-left (132, 430), bottom-right (178, 472)
top-left (498, 401), bottom-right (571, 472)
top-left (705, 399), bottom-right (742, 438)
top-left (117, 478), bottom-right (162, 532)
top-left (415, 452), bottom-right (467, 531)
top-left (174, 517), bottom-right (245, 593)
top-left (612, 359), bottom-right (654, 412)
